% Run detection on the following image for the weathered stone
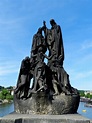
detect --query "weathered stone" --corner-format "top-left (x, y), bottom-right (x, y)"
top-left (14, 92), bottom-right (52, 114)
top-left (0, 113), bottom-right (91, 123)
top-left (14, 92), bottom-right (80, 115)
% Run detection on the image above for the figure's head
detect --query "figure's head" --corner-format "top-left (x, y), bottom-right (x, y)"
top-left (25, 56), bottom-right (30, 62)
top-left (50, 19), bottom-right (56, 26)
top-left (37, 27), bottom-right (42, 34)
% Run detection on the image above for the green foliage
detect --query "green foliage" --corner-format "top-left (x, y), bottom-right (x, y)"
top-left (6, 86), bottom-right (13, 90)
top-left (0, 88), bottom-right (13, 101)
top-left (85, 93), bottom-right (92, 99)
top-left (85, 93), bottom-right (90, 98)
top-left (0, 93), bottom-right (4, 100)
top-left (1, 89), bottom-right (9, 96)
top-left (90, 95), bottom-right (92, 99)
top-left (78, 90), bottom-right (85, 97)
top-left (79, 90), bottom-right (92, 99)
top-left (0, 86), bottom-right (4, 91)
top-left (6, 94), bottom-right (13, 101)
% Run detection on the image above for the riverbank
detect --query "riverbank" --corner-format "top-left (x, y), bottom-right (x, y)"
top-left (80, 97), bottom-right (91, 102)
top-left (0, 99), bottom-right (13, 105)
top-left (80, 97), bottom-right (92, 108)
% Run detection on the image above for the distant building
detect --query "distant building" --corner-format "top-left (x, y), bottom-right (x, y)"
top-left (7, 86), bottom-right (15, 96)
top-left (11, 90), bottom-right (14, 96)
top-left (11, 86), bottom-right (15, 95)
top-left (84, 90), bottom-right (92, 95)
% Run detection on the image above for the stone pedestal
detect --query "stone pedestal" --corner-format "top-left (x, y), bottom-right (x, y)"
top-left (14, 92), bottom-right (52, 114)
top-left (14, 92), bottom-right (80, 115)
top-left (0, 113), bottom-right (91, 123)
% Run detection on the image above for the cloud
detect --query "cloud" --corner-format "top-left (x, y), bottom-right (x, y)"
top-left (67, 68), bottom-right (92, 89)
top-left (81, 40), bottom-right (92, 50)
top-left (0, 60), bottom-right (19, 87)
top-left (72, 70), bottom-right (92, 81)
top-left (0, 61), bottom-right (19, 76)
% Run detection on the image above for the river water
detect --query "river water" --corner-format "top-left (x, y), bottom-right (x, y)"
top-left (0, 103), bottom-right (14, 117)
top-left (0, 102), bottom-right (92, 119)
top-left (78, 102), bottom-right (92, 119)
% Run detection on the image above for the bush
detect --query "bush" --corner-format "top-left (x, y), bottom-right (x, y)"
top-left (0, 93), bottom-right (4, 100)
top-left (6, 94), bottom-right (13, 101)
top-left (79, 90), bottom-right (85, 97)
top-left (1, 89), bottom-right (10, 97)
top-left (0, 88), bottom-right (13, 101)
top-left (90, 95), bottom-right (92, 99)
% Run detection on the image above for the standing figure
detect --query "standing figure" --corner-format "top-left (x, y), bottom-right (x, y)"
top-left (42, 19), bottom-right (65, 95)
top-left (30, 27), bottom-right (47, 93)
top-left (43, 19), bottom-right (64, 66)
top-left (31, 27), bottom-right (46, 59)
top-left (50, 19), bottom-right (64, 61)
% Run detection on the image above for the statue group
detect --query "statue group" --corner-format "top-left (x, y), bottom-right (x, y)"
top-left (14, 19), bottom-right (80, 115)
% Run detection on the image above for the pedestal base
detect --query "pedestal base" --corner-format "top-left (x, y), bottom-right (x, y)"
top-left (0, 113), bottom-right (91, 123)
top-left (14, 92), bottom-right (80, 115)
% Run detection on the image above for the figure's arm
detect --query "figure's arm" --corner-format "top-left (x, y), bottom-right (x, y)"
top-left (42, 53), bottom-right (50, 60)
top-left (42, 21), bottom-right (48, 37)
top-left (31, 49), bottom-right (37, 58)
top-left (42, 51), bottom-right (56, 60)
top-left (58, 54), bottom-right (64, 66)
top-left (58, 55), bottom-right (63, 61)
top-left (31, 54), bottom-right (37, 57)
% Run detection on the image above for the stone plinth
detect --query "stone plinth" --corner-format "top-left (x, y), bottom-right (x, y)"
top-left (14, 92), bottom-right (80, 115)
top-left (14, 92), bottom-right (52, 114)
top-left (0, 113), bottom-right (91, 123)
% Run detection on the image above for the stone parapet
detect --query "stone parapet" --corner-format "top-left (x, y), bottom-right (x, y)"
top-left (0, 113), bottom-right (91, 123)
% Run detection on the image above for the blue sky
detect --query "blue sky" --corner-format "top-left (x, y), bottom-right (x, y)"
top-left (0, 0), bottom-right (92, 90)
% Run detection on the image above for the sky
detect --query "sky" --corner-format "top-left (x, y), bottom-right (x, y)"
top-left (0, 0), bottom-right (92, 90)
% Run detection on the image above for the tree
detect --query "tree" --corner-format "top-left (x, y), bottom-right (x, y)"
top-left (6, 86), bottom-right (13, 90)
top-left (0, 88), bottom-right (13, 101)
top-left (79, 90), bottom-right (85, 97)
top-left (90, 94), bottom-right (92, 99)
top-left (86, 93), bottom-right (90, 98)
top-left (6, 94), bottom-right (13, 101)
top-left (1, 89), bottom-right (10, 97)
top-left (0, 86), bottom-right (4, 91)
